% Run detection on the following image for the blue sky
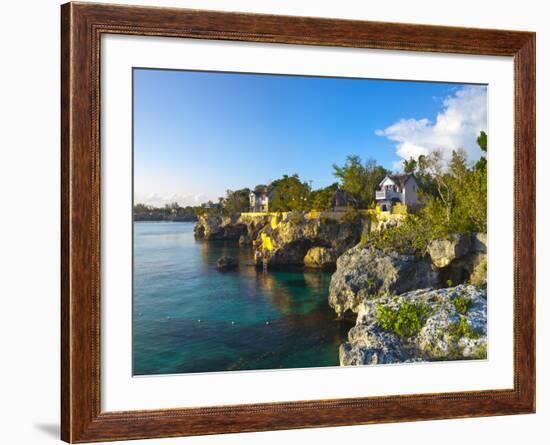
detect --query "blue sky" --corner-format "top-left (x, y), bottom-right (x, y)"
top-left (133, 68), bottom-right (487, 207)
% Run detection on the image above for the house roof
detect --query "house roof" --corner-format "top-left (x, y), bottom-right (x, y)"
top-left (252, 186), bottom-right (274, 198)
top-left (382, 173), bottom-right (416, 189)
top-left (252, 186), bottom-right (269, 196)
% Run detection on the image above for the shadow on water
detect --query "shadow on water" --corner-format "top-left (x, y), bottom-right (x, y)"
top-left (133, 222), bottom-right (353, 375)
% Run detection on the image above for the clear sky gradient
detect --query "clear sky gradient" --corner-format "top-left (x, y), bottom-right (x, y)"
top-left (133, 68), bottom-right (486, 207)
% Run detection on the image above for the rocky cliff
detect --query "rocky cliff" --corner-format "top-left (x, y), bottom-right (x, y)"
top-left (328, 232), bottom-right (487, 316)
top-left (194, 214), bottom-right (270, 242)
top-left (328, 245), bottom-right (439, 316)
top-left (339, 284), bottom-right (487, 365)
top-left (194, 212), bottom-right (365, 269)
top-left (254, 213), bottom-right (363, 268)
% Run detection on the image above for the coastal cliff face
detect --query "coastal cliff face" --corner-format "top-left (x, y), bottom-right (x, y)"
top-left (328, 246), bottom-right (438, 316)
top-left (194, 214), bottom-right (245, 240)
top-left (328, 232), bottom-right (487, 316)
top-left (194, 212), bottom-right (364, 268)
top-left (340, 284), bottom-right (487, 365)
top-left (194, 214), bottom-right (269, 241)
top-left (254, 214), bottom-right (363, 268)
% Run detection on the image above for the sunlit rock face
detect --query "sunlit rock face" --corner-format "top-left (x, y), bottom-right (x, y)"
top-left (328, 245), bottom-right (439, 316)
top-left (304, 246), bottom-right (337, 269)
top-left (427, 233), bottom-right (472, 268)
top-left (254, 214), bottom-right (362, 268)
top-left (194, 214), bottom-right (246, 240)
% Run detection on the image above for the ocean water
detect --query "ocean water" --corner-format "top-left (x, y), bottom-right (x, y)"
top-left (133, 221), bottom-right (352, 375)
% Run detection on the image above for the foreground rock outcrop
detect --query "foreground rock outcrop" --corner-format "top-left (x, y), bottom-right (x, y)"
top-left (328, 231), bottom-right (487, 315)
top-left (339, 284), bottom-right (487, 365)
top-left (328, 245), bottom-right (439, 316)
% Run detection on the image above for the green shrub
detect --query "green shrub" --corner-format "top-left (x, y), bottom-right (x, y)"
top-left (449, 315), bottom-right (480, 342)
top-left (376, 301), bottom-right (431, 338)
top-left (452, 296), bottom-right (472, 315)
top-left (371, 215), bottom-right (435, 254)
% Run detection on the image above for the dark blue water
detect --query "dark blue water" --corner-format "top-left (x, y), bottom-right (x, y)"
top-left (132, 222), bottom-right (352, 375)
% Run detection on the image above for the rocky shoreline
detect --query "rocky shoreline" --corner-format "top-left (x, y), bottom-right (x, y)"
top-left (340, 284), bottom-right (487, 365)
top-left (194, 213), bottom-right (487, 365)
top-left (194, 212), bottom-right (364, 269)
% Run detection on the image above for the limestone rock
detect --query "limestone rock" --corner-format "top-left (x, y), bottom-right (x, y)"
top-left (216, 256), bottom-right (238, 271)
top-left (194, 214), bottom-right (246, 240)
top-left (328, 245), bottom-right (439, 316)
top-left (471, 232), bottom-right (487, 253)
top-left (194, 214), bottom-right (270, 242)
top-left (303, 246), bottom-right (337, 269)
top-left (340, 284), bottom-right (487, 366)
top-left (428, 233), bottom-right (471, 268)
top-left (255, 213), bottom-right (362, 267)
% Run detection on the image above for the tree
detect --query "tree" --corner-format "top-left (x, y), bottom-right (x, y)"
top-left (133, 203), bottom-right (151, 214)
top-left (475, 130), bottom-right (488, 171)
top-left (403, 157), bottom-right (417, 173)
top-left (422, 150), bottom-right (455, 225)
top-left (420, 140), bottom-right (487, 234)
top-left (223, 188), bottom-right (250, 213)
top-left (310, 183), bottom-right (339, 210)
top-left (477, 131), bottom-right (487, 152)
top-left (332, 155), bottom-right (388, 208)
top-left (448, 149), bottom-right (468, 185)
top-left (270, 174), bottom-right (311, 211)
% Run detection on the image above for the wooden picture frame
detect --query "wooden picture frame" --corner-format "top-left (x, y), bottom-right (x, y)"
top-left (61, 2), bottom-right (535, 442)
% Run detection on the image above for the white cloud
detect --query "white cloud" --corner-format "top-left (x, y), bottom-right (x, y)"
top-left (135, 192), bottom-right (211, 207)
top-left (376, 85), bottom-right (487, 171)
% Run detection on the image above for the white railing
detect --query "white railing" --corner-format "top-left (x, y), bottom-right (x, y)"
top-left (376, 190), bottom-right (401, 200)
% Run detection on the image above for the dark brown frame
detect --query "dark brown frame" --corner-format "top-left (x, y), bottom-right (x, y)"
top-left (61, 2), bottom-right (536, 442)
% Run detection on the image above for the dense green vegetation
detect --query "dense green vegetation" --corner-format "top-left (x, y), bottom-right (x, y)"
top-left (270, 174), bottom-right (312, 212)
top-left (371, 131), bottom-right (488, 254)
top-left (223, 188), bottom-right (251, 213)
top-left (332, 156), bottom-right (390, 208)
top-left (452, 295), bottom-right (473, 315)
top-left (376, 301), bottom-right (431, 338)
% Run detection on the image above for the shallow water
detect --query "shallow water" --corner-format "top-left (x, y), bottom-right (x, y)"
top-left (133, 221), bottom-right (352, 375)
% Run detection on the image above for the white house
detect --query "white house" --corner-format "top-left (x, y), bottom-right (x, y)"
top-left (249, 187), bottom-right (270, 212)
top-left (375, 173), bottom-right (420, 212)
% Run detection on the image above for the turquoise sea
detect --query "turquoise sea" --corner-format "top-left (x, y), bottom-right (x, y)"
top-left (133, 221), bottom-right (352, 375)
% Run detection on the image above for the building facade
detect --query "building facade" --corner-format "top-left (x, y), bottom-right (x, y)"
top-left (249, 187), bottom-right (270, 212)
top-left (375, 173), bottom-right (420, 213)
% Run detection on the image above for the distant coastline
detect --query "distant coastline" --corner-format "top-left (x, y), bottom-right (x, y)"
top-left (134, 214), bottom-right (197, 222)
top-left (133, 202), bottom-right (199, 222)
